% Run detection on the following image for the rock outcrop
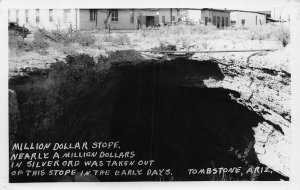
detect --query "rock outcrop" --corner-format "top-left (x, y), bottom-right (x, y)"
top-left (196, 50), bottom-right (290, 177)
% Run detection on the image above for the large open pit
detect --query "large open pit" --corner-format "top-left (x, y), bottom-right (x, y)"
top-left (9, 53), bottom-right (288, 182)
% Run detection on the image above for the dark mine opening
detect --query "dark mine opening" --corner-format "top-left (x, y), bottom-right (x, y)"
top-left (108, 60), bottom-right (260, 181)
top-left (110, 60), bottom-right (286, 181)
top-left (111, 87), bottom-right (257, 181)
top-left (10, 57), bottom-right (287, 182)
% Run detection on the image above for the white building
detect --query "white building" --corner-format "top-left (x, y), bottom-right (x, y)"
top-left (8, 9), bottom-right (79, 30)
top-left (179, 8), bottom-right (231, 28)
top-left (229, 10), bottom-right (267, 27)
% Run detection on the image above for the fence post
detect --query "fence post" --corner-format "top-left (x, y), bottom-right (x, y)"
top-left (22, 24), bottom-right (25, 42)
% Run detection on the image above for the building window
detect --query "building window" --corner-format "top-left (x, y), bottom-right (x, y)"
top-left (49, 9), bottom-right (53, 22)
top-left (241, 19), bottom-right (245, 26)
top-left (222, 17), bottom-right (225, 27)
top-left (25, 10), bottom-right (29, 23)
top-left (36, 9), bottom-right (40, 23)
top-left (16, 10), bottom-right (19, 23)
top-left (217, 16), bottom-right (220, 28)
top-left (256, 16), bottom-right (257, 25)
top-left (130, 11), bottom-right (134, 23)
top-left (64, 9), bottom-right (71, 22)
top-left (162, 16), bottom-right (165, 24)
top-left (213, 16), bottom-right (216, 25)
top-left (225, 17), bottom-right (228, 26)
top-left (90, 9), bottom-right (96, 21)
top-left (111, 9), bottom-right (118, 22)
top-left (172, 16), bottom-right (175, 21)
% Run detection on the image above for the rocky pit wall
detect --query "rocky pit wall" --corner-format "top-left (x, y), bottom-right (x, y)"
top-left (9, 50), bottom-right (290, 181)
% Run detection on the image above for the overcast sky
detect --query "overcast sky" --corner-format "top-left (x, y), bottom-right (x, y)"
top-left (2, 0), bottom-right (293, 9)
top-left (175, 0), bottom-right (291, 10)
top-left (190, 0), bottom-right (294, 19)
top-left (2, 0), bottom-right (298, 19)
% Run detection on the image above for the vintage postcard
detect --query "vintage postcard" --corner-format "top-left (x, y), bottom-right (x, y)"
top-left (4, 0), bottom-right (298, 185)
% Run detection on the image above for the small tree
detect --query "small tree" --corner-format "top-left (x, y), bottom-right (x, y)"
top-left (104, 10), bottom-right (112, 29)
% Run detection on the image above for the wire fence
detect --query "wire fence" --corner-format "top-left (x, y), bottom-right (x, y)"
top-left (137, 49), bottom-right (278, 53)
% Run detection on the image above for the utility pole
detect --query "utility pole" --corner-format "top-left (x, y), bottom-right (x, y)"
top-left (279, 6), bottom-right (284, 22)
top-left (170, 8), bottom-right (172, 25)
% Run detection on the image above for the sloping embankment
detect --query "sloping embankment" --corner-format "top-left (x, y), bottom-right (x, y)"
top-left (9, 50), bottom-right (290, 181)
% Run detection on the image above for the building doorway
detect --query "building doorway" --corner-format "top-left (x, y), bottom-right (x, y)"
top-left (146, 16), bottom-right (155, 27)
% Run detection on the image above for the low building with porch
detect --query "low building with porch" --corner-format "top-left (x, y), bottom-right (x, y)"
top-left (229, 10), bottom-right (267, 27)
top-left (8, 8), bottom-right (181, 31)
top-left (80, 8), bottom-right (181, 30)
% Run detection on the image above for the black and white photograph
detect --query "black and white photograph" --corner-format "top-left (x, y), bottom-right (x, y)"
top-left (1, 0), bottom-right (300, 187)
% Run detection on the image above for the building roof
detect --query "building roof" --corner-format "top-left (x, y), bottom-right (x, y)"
top-left (267, 17), bottom-right (287, 22)
top-left (182, 8), bottom-right (230, 13)
top-left (201, 8), bottom-right (230, 13)
top-left (139, 8), bottom-right (180, 11)
top-left (258, 11), bottom-right (272, 14)
top-left (228, 10), bottom-right (268, 15)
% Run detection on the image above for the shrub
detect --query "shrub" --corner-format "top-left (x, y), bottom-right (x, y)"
top-left (112, 34), bottom-right (131, 45)
top-left (72, 32), bottom-right (96, 46)
top-left (247, 24), bottom-right (290, 46)
top-left (137, 27), bottom-right (149, 38)
top-left (169, 25), bottom-right (186, 35)
top-left (9, 34), bottom-right (25, 49)
top-left (141, 29), bottom-right (149, 38)
top-left (156, 41), bottom-right (176, 51)
top-left (102, 34), bottom-right (113, 42)
top-left (157, 25), bottom-right (217, 36)
top-left (248, 26), bottom-right (269, 41)
top-left (9, 31), bottom-right (49, 55)
top-left (249, 31), bottom-right (256, 40)
top-left (180, 38), bottom-right (193, 50)
top-left (58, 45), bottom-right (78, 55)
top-left (274, 26), bottom-right (290, 47)
top-left (34, 27), bottom-right (96, 46)
top-left (201, 41), bottom-right (209, 49)
top-left (100, 33), bottom-right (131, 46)
top-left (32, 32), bottom-right (50, 49)
top-left (189, 25), bottom-right (217, 35)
